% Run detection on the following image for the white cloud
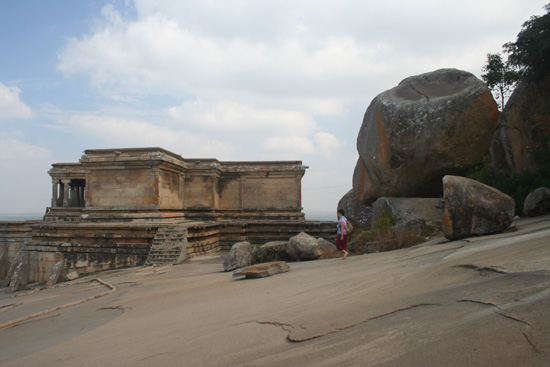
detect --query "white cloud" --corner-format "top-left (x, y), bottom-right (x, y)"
top-left (0, 83), bottom-right (33, 121)
top-left (54, 3), bottom-right (401, 109)
top-left (261, 135), bottom-right (316, 157)
top-left (0, 138), bottom-right (51, 161)
top-left (55, 0), bottom-right (547, 141)
top-left (314, 132), bottom-right (344, 158)
top-left (167, 100), bottom-right (317, 137)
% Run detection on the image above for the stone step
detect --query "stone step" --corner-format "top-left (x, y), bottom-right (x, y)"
top-left (145, 225), bottom-right (188, 265)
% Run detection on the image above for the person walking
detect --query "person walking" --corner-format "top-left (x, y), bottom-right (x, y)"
top-left (336, 208), bottom-right (349, 259)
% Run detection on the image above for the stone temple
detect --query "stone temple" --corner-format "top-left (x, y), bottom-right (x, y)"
top-left (47, 147), bottom-right (308, 222)
top-left (0, 148), bottom-right (335, 288)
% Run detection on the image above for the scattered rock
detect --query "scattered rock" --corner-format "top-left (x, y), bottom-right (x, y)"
top-left (232, 261), bottom-right (290, 279)
top-left (524, 187), bottom-right (550, 217)
top-left (286, 232), bottom-right (322, 261)
top-left (371, 197), bottom-right (444, 236)
top-left (6, 251), bottom-right (29, 294)
top-left (442, 175), bottom-right (515, 240)
top-left (255, 241), bottom-right (290, 263)
top-left (223, 241), bottom-right (252, 271)
top-left (354, 68), bottom-right (498, 204)
top-left (338, 189), bottom-right (372, 229)
top-left (65, 271), bottom-right (80, 281)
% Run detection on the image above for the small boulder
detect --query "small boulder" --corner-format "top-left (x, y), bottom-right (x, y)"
top-left (223, 241), bottom-right (252, 271)
top-left (523, 187), bottom-right (550, 217)
top-left (442, 175), bottom-right (515, 240)
top-left (256, 241), bottom-right (290, 263)
top-left (233, 261), bottom-right (290, 279)
top-left (286, 232), bottom-right (322, 261)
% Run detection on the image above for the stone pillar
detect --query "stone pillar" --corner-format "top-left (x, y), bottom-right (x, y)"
top-left (51, 179), bottom-right (58, 208)
top-left (179, 173), bottom-right (185, 210)
top-left (239, 177), bottom-right (244, 210)
top-left (212, 176), bottom-right (219, 210)
top-left (78, 186), bottom-right (84, 207)
top-left (62, 179), bottom-right (70, 208)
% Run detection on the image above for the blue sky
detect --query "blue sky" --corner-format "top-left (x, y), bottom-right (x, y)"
top-left (0, 0), bottom-right (547, 218)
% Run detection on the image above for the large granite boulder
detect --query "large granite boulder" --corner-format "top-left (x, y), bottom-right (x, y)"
top-left (371, 197), bottom-right (444, 237)
top-left (354, 69), bottom-right (499, 204)
top-left (255, 241), bottom-right (291, 263)
top-left (223, 241), bottom-right (252, 271)
top-left (286, 232), bottom-right (322, 261)
top-left (442, 175), bottom-right (515, 240)
top-left (523, 187), bottom-right (550, 217)
top-left (338, 189), bottom-right (372, 229)
top-left (489, 77), bottom-right (550, 177)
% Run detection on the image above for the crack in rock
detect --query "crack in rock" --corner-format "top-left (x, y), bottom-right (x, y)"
top-left (408, 82), bottom-right (430, 100)
top-left (454, 264), bottom-right (507, 275)
top-left (254, 321), bottom-right (294, 333)
top-left (96, 305), bottom-right (131, 313)
top-left (457, 299), bottom-right (538, 353)
top-left (254, 304), bottom-right (441, 343)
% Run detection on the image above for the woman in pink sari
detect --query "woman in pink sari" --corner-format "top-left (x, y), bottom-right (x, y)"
top-left (336, 209), bottom-right (349, 259)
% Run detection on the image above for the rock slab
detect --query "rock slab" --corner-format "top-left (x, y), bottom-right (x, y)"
top-left (523, 187), bottom-right (550, 217)
top-left (354, 68), bottom-right (498, 204)
top-left (232, 261), bottom-right (290, 278)
top-left (442, 175), bottom-right (515, 240)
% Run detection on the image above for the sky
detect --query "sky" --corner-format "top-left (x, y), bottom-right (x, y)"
top-left (0, 0), bottom-right (547, 219)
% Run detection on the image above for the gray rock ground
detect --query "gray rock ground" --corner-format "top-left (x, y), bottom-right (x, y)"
top-left (1, 216), bottom-right (549, 366)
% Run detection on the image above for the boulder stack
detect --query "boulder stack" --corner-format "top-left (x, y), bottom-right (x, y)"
top-left (354, 69), bottom-right (498, 204)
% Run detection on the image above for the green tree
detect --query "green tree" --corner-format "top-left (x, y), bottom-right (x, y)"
top-left (504, 4), bottom-right (550, 82)
top-left (481, 53), bottom-right (520, 109)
